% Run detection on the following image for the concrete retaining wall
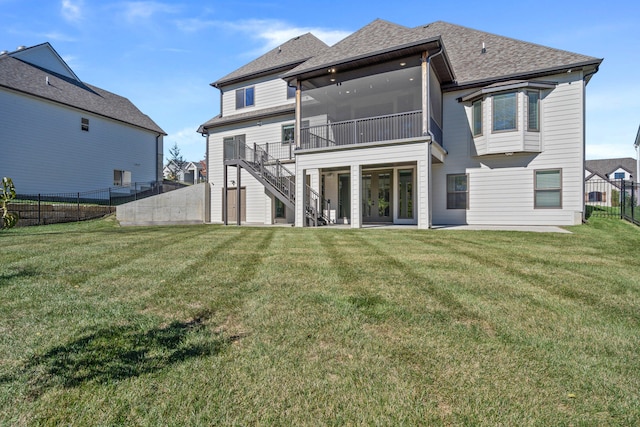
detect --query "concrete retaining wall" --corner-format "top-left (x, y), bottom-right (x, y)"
top-left (116, 183), bottom-right (208, 226)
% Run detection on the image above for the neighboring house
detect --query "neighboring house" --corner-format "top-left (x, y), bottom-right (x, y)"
top-left (163, 160), bottom-right (205, 184)
top-left (584, 157), bottom-right (637, 208)
top-left (200, 20), bottom-right (602, 227)
top-left (586, 158), bottom-right (636, 181)
top-left (0, 43), bottom-right (165, 194)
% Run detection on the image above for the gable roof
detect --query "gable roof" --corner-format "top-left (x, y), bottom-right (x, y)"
top-left (585, 158), bottom-right (636, 179)
top-left (0, 43), bottom-right (165, 135)
top-left (282, 19), bottom-right (454, 83)
top-left (417, 21), bottom-right (602, 88)
top-left (281, 20), bottom-right (601, 89)
top-left (212, 33), bottom-right (329, 88)
top-left (7, 43), bottom-right (80, 81)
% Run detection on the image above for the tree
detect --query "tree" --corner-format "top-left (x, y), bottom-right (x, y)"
top-left (166, 143), bottom-right (186, 182)
top-left (1, 177), bottom-right (18, 230)
top-left (199, 152), bottom-right (207, 183)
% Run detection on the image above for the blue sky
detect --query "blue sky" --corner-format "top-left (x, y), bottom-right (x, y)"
top-left (2, 0), bottom-right (639, 162)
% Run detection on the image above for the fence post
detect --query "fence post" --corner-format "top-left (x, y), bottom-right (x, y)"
top-left (38, 194), bottom-right (41, 225)
top-left (622, 180), bottom-right (626, 219)
top-left (77, 192), bottom-right (80, 221)
top-left (632, 181), bottom-right (636, 222)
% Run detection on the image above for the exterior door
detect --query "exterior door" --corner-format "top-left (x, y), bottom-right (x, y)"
top-left (224, 187), bottom-right (246, 223)
top-left (362, 170), bottom-right (392, 223)
top-left (398, 169), bottom-right (414, 220)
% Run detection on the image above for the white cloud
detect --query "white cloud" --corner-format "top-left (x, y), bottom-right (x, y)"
top-left (165, 125), bottom-right (207, 161)
top-left (61, 54), bottom-right (80, 70)
top-left (61, 0), bottom-right (83, 23)
top-left (120, 1), bottom-right (181, 23)
top-left (586, 143), bottom-right (637, 160)
top-left (43, 31), bottom-right (77, 42)
top-left (229, 19), bottom-right (350, 53)
top-left (175, 18), bottom-right (350, 54)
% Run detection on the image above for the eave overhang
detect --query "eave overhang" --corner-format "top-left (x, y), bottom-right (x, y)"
top-left (446, 58), bottom-right (603, 93)
top-left (199, 104), bottom-right (295, 133)
top-left (283, 37), bottom-right (455, 85)
top-left (459, 80), bottom-right (558, 102)
top-left (212, 60), bottom-right (310, 89)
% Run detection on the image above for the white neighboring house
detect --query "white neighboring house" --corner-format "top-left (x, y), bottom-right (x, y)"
top-left (0, 43), bottom-right (165, 194)
top-left (163, 161), bottom-right (205, 184)
top-left (585, 158), bottom-right (636, 207)
top-left (200, 20), bottom-right (602, 227)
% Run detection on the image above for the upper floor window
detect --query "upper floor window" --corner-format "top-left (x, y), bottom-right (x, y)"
top-left (287, 85), bottom-right (296, 99)
top-left (492, 92), bottom-right (517, 132)
top-left (527, 91), bottom-right (540, 131)
top-left (472, 100), bottom-right (482, 136)
top-left (235, 87), bottom-right (254, 109)
top-left (81, 117), bottom-right (89, 131)
top-left (614, 172), bottom-right (625, 180)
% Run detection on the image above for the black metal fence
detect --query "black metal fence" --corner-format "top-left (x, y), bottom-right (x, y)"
top-left (10, 181), bottom-right (185, 227)
top-left (585, 178), bottom-right (639, 225)
top-left (621, 180), bottom-right (639, 225)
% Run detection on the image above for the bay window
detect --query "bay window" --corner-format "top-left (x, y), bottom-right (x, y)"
top-left (492, 92), bottom-right (517, 132)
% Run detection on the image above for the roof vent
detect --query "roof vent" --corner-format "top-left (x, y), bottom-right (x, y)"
top-left (16, 45), bottom-right (26, 51)
top-left (481, 42), bottom-right (486, 54)
top-left (0, 50), bottom-right (8, 56)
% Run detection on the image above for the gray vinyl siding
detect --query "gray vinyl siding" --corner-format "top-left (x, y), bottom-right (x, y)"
top-left (10, 45), bottom-right (76, 79)
top-left (434, 71), bottom-right (585, 226)
top-left (221, 74), bottom-right (294, 117)
top-left (0, 88), bottom-right (160, 194)
top-left (207, 114), bottom-right (294, 224)
top-left (295, 141), bottom-right (429, 227)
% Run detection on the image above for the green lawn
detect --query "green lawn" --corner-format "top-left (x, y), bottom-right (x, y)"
top-left (1, 217), bottom-right (639, 425)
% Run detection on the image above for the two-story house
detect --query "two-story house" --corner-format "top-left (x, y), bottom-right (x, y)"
top-left (200, 20), bottom-right (602, 227)
top-left (0, 43), bottom-right (165, 194)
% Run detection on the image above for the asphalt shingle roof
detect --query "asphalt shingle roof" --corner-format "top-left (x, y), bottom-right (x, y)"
top-left (282, 20), bottom-right (601, 88)
top-left (417, 21), bottom-right (601, 87)
top-left (199, 104), bottom-right (295, 131)
top-left (586, 158), bottom-right (636, 178)
top-left (0, 53), bottom-right (165, 134)
top-left (212, 33), bottom-right (329, 87)
top-left (282, 19), bottom-right (442, 79)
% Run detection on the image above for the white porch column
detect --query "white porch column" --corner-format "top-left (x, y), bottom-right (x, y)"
top-left (309, 169), bottom-right (320, 195)
top-left (295, 164), bottom-right (306, 227)
top-left (350, 164), bottom-right (361, 228)
top-left (421, 51), bottom-right (433, 229)
top-left (417, 156), bottom-right (429, 229)
top-left (426, 142), bottom-right (433, 228)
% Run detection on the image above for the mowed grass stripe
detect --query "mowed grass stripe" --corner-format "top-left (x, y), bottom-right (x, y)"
top-left (0, 217), bottom-right (639, 425)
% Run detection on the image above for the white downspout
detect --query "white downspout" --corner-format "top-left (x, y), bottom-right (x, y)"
top-left (423, 48), bottom-right (444, 229)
